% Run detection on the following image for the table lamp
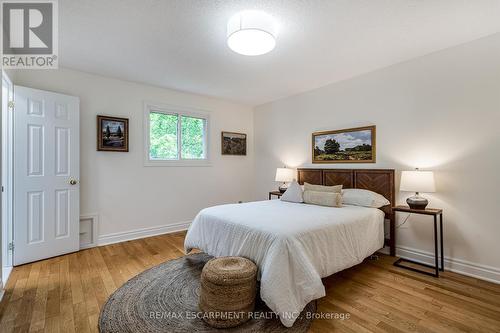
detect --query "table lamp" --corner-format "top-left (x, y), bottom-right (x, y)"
top-left (400, 169), bottom-right (436, 209)
top-left (275, 167), bottom-right (294, 193)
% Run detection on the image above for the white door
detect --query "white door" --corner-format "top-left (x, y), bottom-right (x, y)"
top-left (14, 86), bottom-right (80, 265)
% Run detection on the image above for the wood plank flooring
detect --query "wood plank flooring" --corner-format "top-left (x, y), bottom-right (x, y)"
top-left (1, 232), bottom-right (499, 332)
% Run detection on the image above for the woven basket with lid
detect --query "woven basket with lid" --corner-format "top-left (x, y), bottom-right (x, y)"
top-left (199, 256), bottom-right (257, 328)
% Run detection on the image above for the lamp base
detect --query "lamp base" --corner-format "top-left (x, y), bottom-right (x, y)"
top-left (406, 193), bottom-right (428, 210)
top-left (279, 183), bottom-right (288, 193)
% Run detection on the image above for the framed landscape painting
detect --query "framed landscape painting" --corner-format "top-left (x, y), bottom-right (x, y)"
top-left (312, 125), bottom-right (376, 163)
top-left (221, 131), bottom-right (247, 155)
top-left (97, 115), bottom-right (129, 152)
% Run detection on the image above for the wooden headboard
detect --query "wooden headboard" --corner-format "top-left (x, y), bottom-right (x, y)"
top-left (297, 168), bottom-right (396, 255)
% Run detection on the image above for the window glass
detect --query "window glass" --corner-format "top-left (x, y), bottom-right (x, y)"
top-left (149, 112), bottom-right (178, 160)
top-left (181, 116), bottom-right (205, 159)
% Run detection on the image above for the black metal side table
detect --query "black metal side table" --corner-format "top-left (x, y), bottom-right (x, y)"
top-left (393, 205), bottom-right (444, 277)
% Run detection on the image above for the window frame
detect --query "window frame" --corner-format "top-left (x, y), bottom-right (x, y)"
top-left (144, 102), bottom-right (211, 167)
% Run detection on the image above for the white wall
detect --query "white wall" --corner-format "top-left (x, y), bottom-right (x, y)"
top-left (254, 34), bottom-right (500, 280)
top-left (13, 68), bottom-right (254, 241)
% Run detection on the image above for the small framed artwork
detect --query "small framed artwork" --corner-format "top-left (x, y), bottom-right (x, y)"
top-left (97, 115), bottom-right (129, 152)
top-left (312, 125), bottom-right (376, 163)
top-left (221, 131), bottom-right (247, 155)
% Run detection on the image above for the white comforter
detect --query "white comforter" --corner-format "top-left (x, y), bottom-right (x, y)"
top-left (184, 200), bottom-right (384, 327)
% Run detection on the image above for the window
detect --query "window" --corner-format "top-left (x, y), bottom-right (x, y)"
top-left (144, 103), bottom-right (210, 166)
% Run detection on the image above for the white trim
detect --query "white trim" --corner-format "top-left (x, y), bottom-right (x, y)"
top-left (98, 221), bottom-right (191, 247)
top-left (143, 101), bottom-right (211, 167)
top-left (1, 70), bottom-right (14, 287)
top-left (380, 245), bottom-right (500, 284)
top-left (79, 214), bottom-right (99, 249)
top-left (1, 265), bottom-right (12, 288)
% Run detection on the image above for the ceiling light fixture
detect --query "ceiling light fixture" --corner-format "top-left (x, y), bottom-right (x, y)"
top-left (227, 10), bottom-right (277, 56)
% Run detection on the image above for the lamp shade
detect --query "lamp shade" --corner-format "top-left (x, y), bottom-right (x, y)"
top-left (400, 170), bottom-right (436, 193)
top-left (275, 168), bottom-right (294, 182)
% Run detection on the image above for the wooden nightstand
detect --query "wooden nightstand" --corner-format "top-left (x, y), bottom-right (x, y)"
top-left (269, 191), bottom-right (283, 200)
top-left (393, 205), bottom-right (444, 277)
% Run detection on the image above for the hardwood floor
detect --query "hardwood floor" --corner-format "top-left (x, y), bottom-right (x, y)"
top-left (1, 232), bottom-right (499, 332)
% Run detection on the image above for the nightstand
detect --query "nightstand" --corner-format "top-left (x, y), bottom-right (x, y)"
top-left (269, 191), bottom-right (283, 200)
top-left (393, 205), bottom-right (444, 277)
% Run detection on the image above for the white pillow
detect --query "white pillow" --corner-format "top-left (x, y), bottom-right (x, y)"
top-left (342, 188), bottom-right (390, 208)
top-left (280, 181), bottom-right (303, 203)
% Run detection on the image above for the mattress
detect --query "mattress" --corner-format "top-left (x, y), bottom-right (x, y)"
top-left (184, 199), bottom-right (385, 327)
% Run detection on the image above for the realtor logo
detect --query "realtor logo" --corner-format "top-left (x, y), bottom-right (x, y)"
top-left (1, 0), bottom-right (58, 69)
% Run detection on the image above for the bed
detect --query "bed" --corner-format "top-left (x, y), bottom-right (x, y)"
top-left (184, 168), bottom-right (395, 327)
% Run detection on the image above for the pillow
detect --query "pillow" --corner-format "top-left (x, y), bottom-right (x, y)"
top-left (342, 188), bottom-right (390, 208)
top-left (303, 182), bottom-right (342, 193)
top-left (303, 190), bottom-right (342, 207)
top-left (280, 181), bottom-right (303, 203)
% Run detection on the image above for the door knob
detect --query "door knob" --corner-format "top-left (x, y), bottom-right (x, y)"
top-left (69, 179), bottom-right (78, 185)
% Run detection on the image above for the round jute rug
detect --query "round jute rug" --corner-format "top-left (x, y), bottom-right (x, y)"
top-left (99, 253), bottom-right (316, 333)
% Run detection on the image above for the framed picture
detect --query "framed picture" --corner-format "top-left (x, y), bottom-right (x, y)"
top-left (312, 125), bottom-right (376, 163)
top-left (221, 131), bottom-right (247, 155)
top-left (97, 115), bottom-right (129, 152)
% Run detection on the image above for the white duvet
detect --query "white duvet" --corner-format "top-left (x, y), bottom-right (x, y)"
top-left (184, 200), bottom-right (384, 327)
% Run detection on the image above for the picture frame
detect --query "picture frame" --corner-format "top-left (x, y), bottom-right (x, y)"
top-left (221, 131), bottom-right (247, 156)
top-left (97, 115), bottom-right (129, 152)
top-left (312, 125), bottom-right (376, 163)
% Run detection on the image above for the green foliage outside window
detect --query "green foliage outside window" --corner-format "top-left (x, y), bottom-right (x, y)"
top-left (181, 116), bottom-right (205, 159)
top-left (150, 112), bottom-right (178, 159)
top-left (149, 112), bottom-right (206, 160)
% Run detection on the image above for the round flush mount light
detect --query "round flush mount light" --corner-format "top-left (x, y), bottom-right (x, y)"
top-left (227, 10), bottom-right (277, 56)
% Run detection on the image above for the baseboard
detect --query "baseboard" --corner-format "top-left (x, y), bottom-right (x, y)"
top-left (2, 266), bottom-right (13, 288)
top-left (379, 245), bottom-right (500, 284)
top-left (0, 264), bottom-right (11, 302)
top-left (98, 221), bottom-right (191, 247)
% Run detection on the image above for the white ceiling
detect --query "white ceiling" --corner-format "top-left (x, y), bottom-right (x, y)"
top-left (61, 0), bottom-right (500, 106)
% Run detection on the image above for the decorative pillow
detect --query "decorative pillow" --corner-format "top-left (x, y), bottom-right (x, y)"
top-left (303, 182), bottom-right (342, 193)
top-left (342, 188), bottom-right (390, 208)
top-left (303, 190), bottom-right (342, 207)
top-left (280, 181), bottom-right (303, 203)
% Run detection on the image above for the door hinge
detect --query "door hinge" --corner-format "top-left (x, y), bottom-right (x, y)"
top-left (8, 242), bottom-right (14, 251)
top-left (1, 186), bottom-right (4, 192)
top-left (8, 101), bottom-right (14, 109)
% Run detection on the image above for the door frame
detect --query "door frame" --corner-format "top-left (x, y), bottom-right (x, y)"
top-left (1, 70), bottom-right (14, 286)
